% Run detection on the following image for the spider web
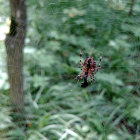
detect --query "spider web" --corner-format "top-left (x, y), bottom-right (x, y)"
top-left (0, 0), bottom-right (140, 139)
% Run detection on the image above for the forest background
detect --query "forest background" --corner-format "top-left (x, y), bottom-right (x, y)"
top-left (0, 0), bottom-right (140, 140)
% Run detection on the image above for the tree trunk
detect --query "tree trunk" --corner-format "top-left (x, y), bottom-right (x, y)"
top-left (5, 0), bottom-right (26, 111)
top-left (129, 0), bottom-right (135, 16)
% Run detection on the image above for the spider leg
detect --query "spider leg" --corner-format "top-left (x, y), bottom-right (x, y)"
top-left (80, 50), bottom-right (83, 68)
top-left (76, 77), bottom-right (80, 84)
top-left (90, 72), bottom-right (95, 87)
top-left (73, 74), bottom-right (82, 83)
top-left (96, 56), bottom-right (102, 72)
top-left (93, 73), bottom-right (95, 83)
top-left (88, 67), bottom-right (96, 87)
top-left (77, 63), bottom-right (83, 71)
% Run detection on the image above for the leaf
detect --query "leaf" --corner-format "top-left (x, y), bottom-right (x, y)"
top-left (39, 113), bottom-right (50, 127)
top-left (132, 106), bottom-right (140, 121)
top-left (96, 73), bottom-right (124, 86)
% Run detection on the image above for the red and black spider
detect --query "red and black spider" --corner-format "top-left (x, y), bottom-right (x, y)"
top-left (74, 51), bottom-right (102, 87)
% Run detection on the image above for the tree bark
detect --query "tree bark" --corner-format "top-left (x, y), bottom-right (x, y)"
top-left (5, 0), bottom-right (26, 111)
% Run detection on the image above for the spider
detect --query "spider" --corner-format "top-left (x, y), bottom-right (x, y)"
top-left (74, 51), bottom-right (102, 87)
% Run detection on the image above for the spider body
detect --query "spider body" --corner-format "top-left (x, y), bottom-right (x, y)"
top-left (75, 52), bottom-right (102, 87)
top-left (81, 56), bottom-right (96, 87)
top-left (81, 56), bottom-right (96, 77)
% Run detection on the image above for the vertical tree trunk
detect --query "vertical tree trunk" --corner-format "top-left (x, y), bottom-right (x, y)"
top-left (129, 0), bottom-right (135, 16)
top-left (5, 0), bottom-right (26, 111)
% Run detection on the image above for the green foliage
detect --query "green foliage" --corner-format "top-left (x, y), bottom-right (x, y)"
top-left (0, 0), bottom-right (140, 139)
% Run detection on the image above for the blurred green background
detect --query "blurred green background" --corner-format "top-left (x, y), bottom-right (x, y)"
top-left (0, 0), bottom-right (140, 140)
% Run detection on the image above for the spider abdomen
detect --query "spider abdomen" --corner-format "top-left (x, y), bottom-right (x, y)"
top-left (82, 56), bottom-right (96, 78)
